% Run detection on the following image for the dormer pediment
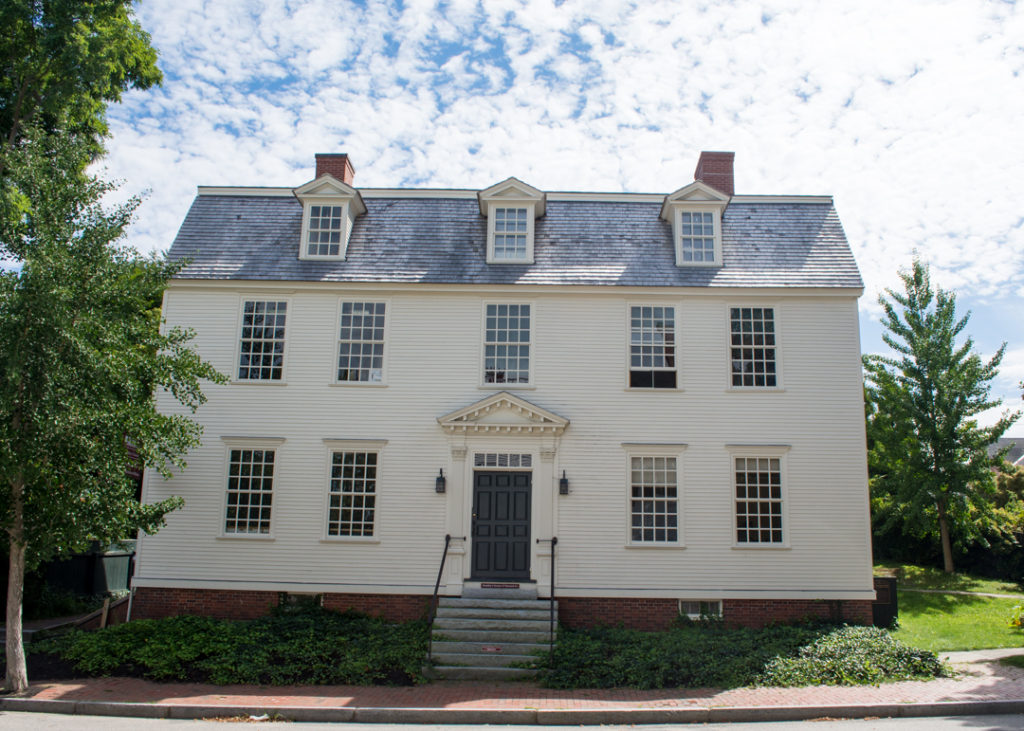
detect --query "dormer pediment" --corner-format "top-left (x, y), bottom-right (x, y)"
top-left (438, 392), bottom-right (569, 435)
top-left (293, 174), bottom-right (366, 216)
top-left (478, 177), bottom-right (546, 217)
top-left (659, 181), bottom-right (729, 221)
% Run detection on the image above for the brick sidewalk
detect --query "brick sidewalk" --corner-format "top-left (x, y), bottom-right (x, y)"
top-left (15, 649), bottom-right (1024, 712)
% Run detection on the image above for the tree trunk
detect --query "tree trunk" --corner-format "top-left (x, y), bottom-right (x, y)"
top-left (5, 477), bottom-right (29, 693)
top-left (937, 500), bottom-right (955, 574)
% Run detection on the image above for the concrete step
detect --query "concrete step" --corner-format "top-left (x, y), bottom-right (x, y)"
top-left (439, 597), bottom-right (556, 611)
top-left (431, 628), bottom-right (553, 644)
top-left (430, 640), bottom-right (549, 656)
top-left (431, 652), bottom-right (539, 668)
top-left (434, 617), bottom-right (552, 632)
top-left (436, 606), bottom-right (555, 620)
top-left (431, 666), bottom-right (536, 680)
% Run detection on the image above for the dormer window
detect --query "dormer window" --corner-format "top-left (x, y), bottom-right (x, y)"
top-left (660, 181), bottom-right (729, 268)
top-left (293, 174), bottom-right (366, 261)
top-left (493, 207), bottom-right (529, 261)
top-left (478, 177), bottom-right (546, 265)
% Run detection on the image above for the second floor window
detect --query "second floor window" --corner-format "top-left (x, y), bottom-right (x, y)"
top-left (629, 305), bottom-right (676, 388)
top-left (338, 302), bottom-right (386, 383)
top-left (730, 307), bottom-right (776, 387)
top-left (484, 303), bottom-right (530, 384)
top-left (238, 300), bottom-right (287, 381)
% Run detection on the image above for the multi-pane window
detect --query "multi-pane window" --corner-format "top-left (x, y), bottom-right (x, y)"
top-left (492, 208), bottom-right (528, 261)
top-left (225, 449), bottom-right (275, 534)
top-left (680, 211), bottom-right (715, 262)
top-left (307, 205), bottom-right (344, 257)
top-left (629, 306), bottom-right (676, 388)
top-left (730, 307), bottom-right (777, 387)
top-left (238, 301), bottom-right (287, 381)
top-left (735, 457), bottom-right (783, 544)
top-left (630, 456), bottom-right (678, 543)
top-left (484, 304), bottom-right (530, 384)
top-left (679, 600), bottom-right (722, 619)
top-left (338, 302), bottom-right (386, 383)
top-left (327, 451), bottom-right (377, 537)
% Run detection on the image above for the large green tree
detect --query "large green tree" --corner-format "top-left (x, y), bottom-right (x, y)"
top-left (865, 260), bottom-right (1020, 573)
top-left (0, 131), bottom-right (224, 692)
top-left (0, 0), bottom-right (160, 179)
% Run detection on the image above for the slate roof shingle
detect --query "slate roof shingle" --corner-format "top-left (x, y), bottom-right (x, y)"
top-left (167, 194), bottom-right (863, 289)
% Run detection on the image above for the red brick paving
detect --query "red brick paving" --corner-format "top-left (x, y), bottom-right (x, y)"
top-left (20, 650), bottom-right (1024, 711)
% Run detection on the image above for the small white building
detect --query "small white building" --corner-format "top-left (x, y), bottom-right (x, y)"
top-left (132, 151), bottom-right (875, 629)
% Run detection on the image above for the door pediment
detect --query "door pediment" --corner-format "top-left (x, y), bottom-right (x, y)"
top-left (438, 392), bottom-right (569, 435)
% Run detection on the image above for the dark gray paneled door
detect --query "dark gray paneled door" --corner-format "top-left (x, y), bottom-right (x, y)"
top-left (471, 471), bottom-right (531, 580)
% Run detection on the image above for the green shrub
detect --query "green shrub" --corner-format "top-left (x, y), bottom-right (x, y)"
top-left (535, 623), bottom-right (948, 689)
top-left (35, 607), bottom-right (428, 685)
top-left (758, 626), bottom-right (949, 686)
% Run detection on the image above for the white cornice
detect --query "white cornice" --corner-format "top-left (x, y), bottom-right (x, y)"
top-left (195, 186), bottom-right (833, 206)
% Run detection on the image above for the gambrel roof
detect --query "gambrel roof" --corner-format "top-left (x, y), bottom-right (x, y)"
top-left (166, 191), bottom-right (862, 289)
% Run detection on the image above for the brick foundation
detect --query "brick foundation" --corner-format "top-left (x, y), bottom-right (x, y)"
top-left (131, 587), bottom-right (430, 623)
top-left (558, 596), bottom-right (874, 630)
top-left (131, 587), bottom-right (872, 630)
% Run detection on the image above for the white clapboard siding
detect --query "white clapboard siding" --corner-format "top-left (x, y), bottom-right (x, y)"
top-left (135, 285), bottom-right (873, 600)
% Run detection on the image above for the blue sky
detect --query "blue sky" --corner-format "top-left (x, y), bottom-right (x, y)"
top-left (99, 0), bottom-right (1023, 433)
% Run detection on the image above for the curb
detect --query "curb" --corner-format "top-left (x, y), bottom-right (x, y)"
top-left (4, 697), bottom-right (1024, 723)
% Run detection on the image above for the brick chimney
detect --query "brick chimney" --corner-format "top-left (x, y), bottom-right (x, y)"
top-left (693, 151), bottom-right (734, 197)
top-left (315, 153), bottom-right (355, 185)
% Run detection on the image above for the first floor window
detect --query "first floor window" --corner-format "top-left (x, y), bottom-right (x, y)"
top-left (328, 451), bottom-right (377, 537)
top-left (484, 303), bottom-right (530, 384)
top-left (735, 457), bottom-right (783, 544)
top-left (225, 449), bottom-right (275, 534)
top-left (338, 301), bottom-right (386, 382)
top-left (629, 305), bottom-right (676, 388)
top-left (630, 456), bottom-right (678, 543)
top-left (238, 300), bottom-right (287, 381)
top-left (730, 307), bottom-right (776, 387)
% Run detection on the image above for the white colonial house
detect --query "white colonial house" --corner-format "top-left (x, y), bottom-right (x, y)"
top-left (132, 151), bottom-right (875, 635)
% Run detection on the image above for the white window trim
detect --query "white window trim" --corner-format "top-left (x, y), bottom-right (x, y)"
top-left (674, 205), bottom-right (723, 267)
top-left (232, 296), bottom-right (291, 385)
top-left (218, 436), bottom-right (286, 540)
top-left (625, 302), bottom-right (682, 391)
top-left (331, 298), bottom-right (391, 387)
top-left (724, 302), bottom-right (784, 391)
top-left (485, 202), bottom-right (536, 264)
top-left (479, 300), bottom-right (535, 389)
top-left (726, 444), bottom-right (791, 550)
top-left (299, 200), bottom-right (352, 261)
top-left (622, 443), bottom-right (687, 548)
top-left (321, 439), bottom-right (387, 543)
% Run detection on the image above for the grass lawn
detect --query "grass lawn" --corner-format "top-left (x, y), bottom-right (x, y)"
top-left (877, 563), bottom-right (1024, 652)
top-left (875, 561), bottom-right (1023, 595)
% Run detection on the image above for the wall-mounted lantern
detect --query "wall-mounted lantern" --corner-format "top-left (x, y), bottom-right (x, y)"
top-left (435, 468), bottom-right (446, 493)
top-left (559, 470), bottom-right (570, 495)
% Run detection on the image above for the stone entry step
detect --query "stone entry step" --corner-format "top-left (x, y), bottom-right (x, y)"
top-left (430, 595), bottom-right (558, 680)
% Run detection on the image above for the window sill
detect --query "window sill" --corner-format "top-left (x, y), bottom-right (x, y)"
top-left (329, 381), bottom-right (388, 388)
top-left (725, 387), bottom-right (785, 393)
top-left (320, 537), bottom-right (380, 544)
top-left (624, 387), bottom-right (685, 393)
top-left (230, 380), bottom-right (288, 387)
top-left (731, 544), bottom-right (791, 550)
top-left (625, 543), bottom-right (686, 550)
top-left (479, 384), bottom-right (536, 390)
top-left (217, 534), bottom-right (275, 541)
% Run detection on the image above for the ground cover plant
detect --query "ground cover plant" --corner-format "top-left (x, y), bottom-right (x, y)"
top-left (875, 561), bottom-right (1023, 595)
top-left (535, 621), bottom-right (948, 689)
top-left (28, 606), bottom-right (428, 685)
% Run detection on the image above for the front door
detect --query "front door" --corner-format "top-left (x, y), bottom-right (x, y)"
top-left (471, 471), bottom-right (531, 580)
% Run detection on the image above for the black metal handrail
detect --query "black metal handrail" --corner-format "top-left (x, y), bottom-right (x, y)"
top-left (537, 536), bottom-right (558, 655)
top-left (426, 534), bottom-right (456, 662)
